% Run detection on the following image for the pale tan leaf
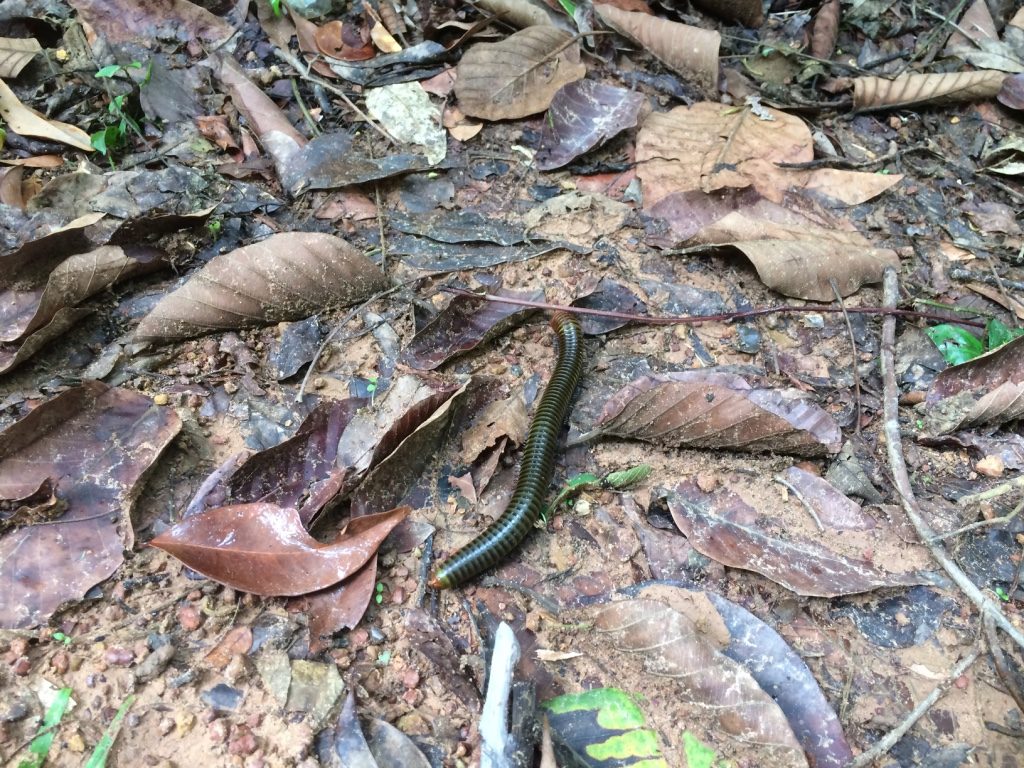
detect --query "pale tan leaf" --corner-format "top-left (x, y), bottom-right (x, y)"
top-left (473, 0), bottom-right (565, 29)
top-left (0, 37), bottom-right (41, 78)
top-left (0, 79), bottom-right (93, 152)
top-left (636, 102), bottom-right (811, 206)
top-left (853, 70), bottom-right (1007, 110)
top-left (134, 232), bottom-right (388, 342)
top-left (594, 5), bottom-right (719, 92)
top-left (455, 26), bottom-right (586, 120)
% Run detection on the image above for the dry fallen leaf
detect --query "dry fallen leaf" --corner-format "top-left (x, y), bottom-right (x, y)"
top-left (0, 37), bottom-right (42, 78)
top-left (595, 4), bottom-right (719, 93)
top-left (853, 70), bottom-right (1007, 110)
top-left (580, 370), bottom-right (842, 456)
top-left (134, 232), bottom-right (388, 342)
top-left (0, 78), bottom-right (93, 152)
top-left (455, 26), bottom-right (586, 120)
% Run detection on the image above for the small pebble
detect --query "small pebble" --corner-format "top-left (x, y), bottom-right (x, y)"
top-left (153, 393), bottom-right (169, 406)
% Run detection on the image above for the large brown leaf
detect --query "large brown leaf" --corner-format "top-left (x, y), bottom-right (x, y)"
top-left (853, 71), bottom-right (1007, 110)
top-left (134, 232), bottom-right (388, 341)
top-left (581, 371), bottom-right (841, 456)
top-left (667, 482), bottom-right (929, 597)
top-left (455, 26), bottom-right (586, 120)
top-left (595, 5), bottom-right (719, 93)
top-left (0, 382), bottom-right (181, 628)
top-left (593, 598), bottom-right (808, 767)
top-left (150, 505), bottom-right (409, 596)
top-left (68, 0), bottom-right (236, 44)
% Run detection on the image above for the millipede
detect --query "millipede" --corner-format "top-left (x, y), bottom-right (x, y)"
top-left (428, 311), bottom-right (585, 589)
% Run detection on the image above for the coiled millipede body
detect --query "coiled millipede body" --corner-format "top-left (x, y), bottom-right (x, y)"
top-left (428, 311), bottom-right (585, 589)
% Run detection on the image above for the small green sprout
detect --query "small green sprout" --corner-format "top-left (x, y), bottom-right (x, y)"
top-left (374, 582), bottom-right (385, 605)
top-left (994, 585), bottom-right (1010, 602)
top-left (51, 631), bottom-right (72, 647)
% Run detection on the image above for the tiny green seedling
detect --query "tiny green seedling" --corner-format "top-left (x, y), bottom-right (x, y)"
top-left (91, 61), bottom-right (149, 158)
top-left (51, 631), bottom-right (72, 647)
top-left (374, 582), bottom-right (385, 605)
top-left (994, 585), bottom-right (1010, 602)
top-left (268, 0), bottom-right (283, 17)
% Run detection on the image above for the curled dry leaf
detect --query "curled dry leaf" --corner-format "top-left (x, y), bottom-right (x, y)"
top-left (134, 232), bottom-right (388, 342)
top-left (0, 37), bottom-right (42, 79)
top-left (594, 5), bottom-right (719, 93)
top-left (582, 371), bottom-right (841, 456)
top-left (455, 26), bottom-right (586, 120)
top-left (810, 0), bottom-right (840, 60)
top-left (922, 336), bottom-right (1024, 434)
top-left (150, 505), bottom-right (409, 596)
top-left (594, 599), bottom-right (808, 767)
top-left (853, 70), bottom-right (1007, 110)
top-left (0, 78), bottom-right (93, 152)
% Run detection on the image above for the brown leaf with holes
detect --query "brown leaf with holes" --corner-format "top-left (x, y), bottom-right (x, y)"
top-left (455, 26), bottom-right (586, 120)
top-left (853, 70), bottom-right (1007, 110)
top-left (593, 599), bottom-right (808, 766)
top-left (595, 5), bottom-right (719, 92)
top-left (0, 37), bottom-right (41, 78)
top-left (134, 232), bottom-right (387, 342)
top-left (581, 371), bottom-right (841, 456)
top-left (150, 505), bottom-right (409, 596)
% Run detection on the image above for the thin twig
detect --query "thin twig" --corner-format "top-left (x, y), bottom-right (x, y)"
top-left (930, 497), bottom-right (1024, 542)
top-left (847, 648), bottom-right (981, 768)
top-left (774, 474), bottom-right (824, 531)
top-left (957, 475), bottom-right (1024, 506)
top-left (290, 77), bottom-right (322, 136)
top-left (878, 267), bottom-right (1024, 654)
top-left (984, 611), bottom-right (1024, 716)
top-left (831, 278), bottom-right (862, 435)
top-left (272, 46), bottom-right (400, 146)
top-left (440, 287), bottom-right (988, 328)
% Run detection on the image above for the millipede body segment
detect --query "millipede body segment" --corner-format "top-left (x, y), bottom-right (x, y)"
top-left (428, 311), bottom-right (585, 589)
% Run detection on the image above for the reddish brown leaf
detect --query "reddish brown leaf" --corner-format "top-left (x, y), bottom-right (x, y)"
top-left (582, 371), bottom-right (841, 456)
top-left (998, 73), bottom-right (1024, 109)
top-left (204, 625), bottom-right (253, 669)
top-left (68, 0), bottom-right (236, 44)
top-left (150, 505), bottom-right (409, 596)
top-left (455, 26), bottom-right (586, 120)
top-left (134, 232), bottom-right (387, 342)
top-left (810, 0), bottom-right (840, 59)
top-left (0, 382), bottom-right (182, 628)
top-left (400, 288), bottom-right (543, 370)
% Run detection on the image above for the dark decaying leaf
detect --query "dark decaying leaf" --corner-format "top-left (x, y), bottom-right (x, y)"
top-left (388, 234), bottom-right (581, 272)
top-left (572, 278), bottom-right (648, 335)
top-left (68, 0), bottom-right (237, 44)
top-left (0, 382), bottom-right (182, 629)
top-left (536, 79), bottom-right (646, 171)
top-left (401, 288), bottom-right (544, 370)
top-left (134, 232), bottom-right (388, 342)
top-left (690, 0), bottom-right (764, 27)
top-left (922, 336), bottom-right (1024, 433)
top-left (627, 584), bottom-right (855, 768)
top-left (390, 209), bottom-right (528, 246)
top-left (405, 608), bottom-right (482, 708)
top-left (282, 132), bottom-right (440, 196)
top-left (456, 26), bottom-right (586, 120)
top-left (364, 719), bottom-right (432, 768)
top-left (667, 484), bottom-right (928, 597)
top-left (149, 505), bottom-right (409, 596)
top-left (581, 371), bottom-right (841, 456)
top-left (331, 690), bottom-right (378, 768)
top-left (226, 398), bottom-right (367, 525)
top-left (328, 40), bottom-right (449, 87)
top-left (593, 598), bottom-right (809, 767)
top-left (998, 73), bottom-right (1024, 109)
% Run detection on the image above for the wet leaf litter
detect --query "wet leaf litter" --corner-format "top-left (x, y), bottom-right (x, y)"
top-left (1, 0), bottom-right (1023, 767)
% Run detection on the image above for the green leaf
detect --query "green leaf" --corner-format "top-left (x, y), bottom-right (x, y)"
top-left (926, 325), bottom-right (984, 365)
top-left (603, 464), bottom-right (652, 490)
top-left (84, 695), bottom-right (135, 768)
top-left (556, 0), bottom-right (577, 16)
top-left (19, 687), bottom-right (72, 768)
top-left (986, 318), bottom-right (1024, 351)
top-left (95, 64), bottom-right (121, 79)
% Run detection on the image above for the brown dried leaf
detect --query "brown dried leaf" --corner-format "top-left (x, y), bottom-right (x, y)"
top-left (474, 0), bottom-right (565, 29)
top-left (212, 53), bottom-right (308, 180)
top-left (998, 73), bottom-right (1024, 109)
top-left (594, 599), bottom-right (808, 766)
top-left (0, 37), bottom-right (41, 78)
top-left (583, 371), bottom-right (841, 456)
top-left (455, 26), bottom-right (586, 120)
top-left (315, 19), bottom-right (375, 62)
top-left (134, 232), bottom-right (387, 342)
top-left (667, 484), bottom-right (928, 597)
top-left (649, 189), bottom-right (899, 299)
top-left (204, 626), bottom-right (253, 669)
top-left (0, 382), bottom-right (181, 628)
top-left (810, 0), bottom-right (840, 59)
top-left (923, 336), bottom-right (1024, 433)
top-left (68, 0), bottom-right (236, 44)
top-left (150, 505), bottom-right (409, 596)
top-left (0, 78), bottom-right (93, 152)
top-left (594, 5), bottom-right (719, 93)
top-left (853, 70), bottom-right (1007, 110)
top-left (690, 0), bottom-right (764, 27)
